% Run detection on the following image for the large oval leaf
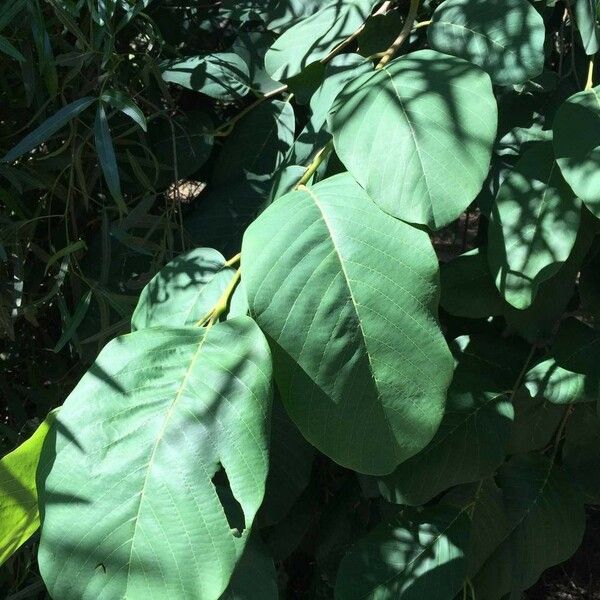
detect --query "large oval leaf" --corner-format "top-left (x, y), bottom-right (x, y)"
top-left (428, 0), bottom-right (545, 85)
top-left (335, 506), bottom-right (470, 600)
top-left (553, 85), bottom-right (600, 215)
top-left (242, 173), bottom-right (453, 475)
top-left (473, 455), bottom-right (585, 599)
top-left (264, 0), bottom-right (375, 81)
top-left (487, 142), bottom-right (581, 309)
top-left (38, 318), bottom-right (272, 600)
top-left (329, 50), bottom-right (497, 230)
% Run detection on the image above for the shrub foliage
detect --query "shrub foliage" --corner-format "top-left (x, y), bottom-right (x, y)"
top-left (2, 0), bottom-right (600, 598)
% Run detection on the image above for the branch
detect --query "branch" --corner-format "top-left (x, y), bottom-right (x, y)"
top-left (376, 0), bottom-right (420, 69)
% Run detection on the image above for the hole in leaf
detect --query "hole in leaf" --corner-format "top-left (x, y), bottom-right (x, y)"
top-left (212, 464), bottom-right (245, 537)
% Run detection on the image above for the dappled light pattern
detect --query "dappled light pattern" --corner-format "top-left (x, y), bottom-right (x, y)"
top-left (487, 142), bottom-right (581, 309)
top-left (242, 174), bottom-right (453, 475)
top-left (335, 506), bottom-right (470, 599)
top-left (265, 0), bottom-right (375, 81)
top-left (37, 319), bottom-right (272, 600)
top-left (428, 0), bottom-right (545, 85)
top-left (330, 50), bottom-right (497, 230)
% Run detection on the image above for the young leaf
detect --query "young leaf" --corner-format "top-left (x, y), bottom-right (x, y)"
top-left (335, 506), bottom-right (470, 600)
top-left (94, 102), bottom-right (126, 213)
top-left (329, 50), bottom-right (497, 230)
top-left (53, 289), bottom-right (93, 353)
top-left (0, 411), bottom-right (56, 565)
top-left (131, 248), bottom-right (246, 330)
top-left (161, 53), bottom-right (250, 100)
top-left (2, 97), bottom-right (96, 163)
top-left (428, 0), bottom-right (546, 85)
top-left (242, 173), bottom-right (453, 475)
top-left (553, 85), bottom-right (600, 216)
top-left (264, 0), bottom-right (375, 81)
top-left (487, 142), bottom-right (581, 309)
top-left (38, 318), bottom-right (273, 600)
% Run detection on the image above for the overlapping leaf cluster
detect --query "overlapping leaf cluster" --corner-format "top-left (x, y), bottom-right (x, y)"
top-left (2, 0), bottom-right (600, 598)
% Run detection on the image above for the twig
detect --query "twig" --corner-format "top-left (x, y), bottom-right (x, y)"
top-left (196, 267), bottom-right (241, 327)
top-left (295, 141), bottom-right (333, 188)
top-left (585, 56), bottom-right (595, 90)
top-left (376, 0), bottom-right (420, 69)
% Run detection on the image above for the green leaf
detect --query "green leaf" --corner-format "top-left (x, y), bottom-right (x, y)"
top-left (2, 97), bottom-right (96, 163)
top-left (507, 388), bottom-right (564, 454)
top-left (161, 53), bottom-right (250, 100)
top-left (563, 404), bottom-right (600, 504)
top-left (131, 248), bottom-right (245, 331)
top-left (94, 102), bottom-right (126, 214)
top-left (264, 0), bottom-right (375, 81)
top-left (242, 173), bottom-right (453, 475)
top-left (44, 239), bottom-right (87, 274)
top-left (38, 318), bottom-right (273, 600)
top-left (219, 535), bottom-right (277, 600)
top-left (487, 142), bottom-right (581, 309)
top-left (573, 0), bottom-right (600, 54)
top-left (428, 0), bottom-right (545, 85)
top-left (53, 289), bottom-right (93, 353)
top-left (443, 479), bottom-right (511, 577)
top-left (335, 506), bottom-right (470, 600)
top-left (473, 455), bottom-right (585, 599)
top-left (232, 31), bottom-right (281, 94)
top-left (213, 100), bottom-right (295, 185)
top-left (288, 53), bottom-right (372, 165)
top-left (524, 358), bottom-right (594, 404)
top-left (100, 89), bottom-right (147, 131)
top-left (552, 317), bottom-right (600, 378)
top-left (440, 248), bottom-right (505, 318)
top-left (379, 390), bottom-right (512, 506)
top-left (257, 395), bottom-right (314, 526)
top-left (0, 34), bottom-right (25, 62)
top-left (329, 50), bottom-right (497, 230)
top-left (553, 85), bottom-right (600, 216)
top-left (0, 411), bottom-right (56, 565)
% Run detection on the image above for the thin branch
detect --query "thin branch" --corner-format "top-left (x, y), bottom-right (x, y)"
top-left (585, 56), bottom-right (595, 90)
top-left (376, 0), bottom-right (421, 69)
top-left (295, 141), bottom-right (333, 188)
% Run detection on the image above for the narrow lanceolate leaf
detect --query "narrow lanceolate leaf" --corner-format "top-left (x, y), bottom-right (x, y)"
top-left (38, 318), bottom-right (273, 600)
top-left (329, 50), bottom-right (497, 230)
top-left (553, 86), bottom-right (600, 215)
top-left (428, 0), bottom-right (545, 85)
top-left (94, 102), bottom-right (126, 213)
top-left (487, 142), bottom-right (581, 309)
top-left (335, 506), bottom-right (470, 600)
top-left (573, 0), bottom-right (600, 54)
top-left (524, 358), bottom-right (594, 404)
top-left (2, 97), bottom-right (96, 163)
top-left (473, 455), bottom-right (585, 599)
top-left (0, 35), bottom-right (25, 62)
top-left (161, 53), bottom-right (250, 101)
top-left (0, 411), bottom-right (56, 565)
top-left (100, 89), bottom-right (147, 131)
top-left (264, 0), bottom-right (375, 81)
top-left (242, 173), bottom-right (453, 475)
top-left (131, 248), bottom-right (246, 331)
